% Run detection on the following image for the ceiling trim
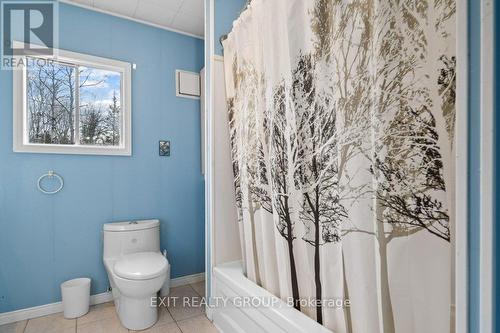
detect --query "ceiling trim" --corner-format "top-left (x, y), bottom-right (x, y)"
top-left (59, 0), bottom-right (204, 40)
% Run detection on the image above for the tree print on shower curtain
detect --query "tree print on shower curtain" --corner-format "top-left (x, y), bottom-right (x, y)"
top-left (344, 1), bottom-right (455, 331)
top-left (222, 0), bottom-right (455, 332)
top-left (291, 0), bottom-right (350, 323)
top-left (227, 59), bottom-right (272, 289)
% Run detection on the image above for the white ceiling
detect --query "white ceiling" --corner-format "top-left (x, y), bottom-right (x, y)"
top-left (65, 0), bottom-right (204, 38)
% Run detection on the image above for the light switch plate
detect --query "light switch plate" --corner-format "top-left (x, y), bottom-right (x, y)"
top-left (159, 140), bottom-right (170, 156)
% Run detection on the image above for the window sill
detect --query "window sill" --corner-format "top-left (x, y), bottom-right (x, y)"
top-left (13, 143), bottom-right (132, 156)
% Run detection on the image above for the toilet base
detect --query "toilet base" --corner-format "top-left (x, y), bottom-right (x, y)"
top-left (103, 256), bottom-right (166, 330)
top-left (116, 294), bottom-right (158, 330)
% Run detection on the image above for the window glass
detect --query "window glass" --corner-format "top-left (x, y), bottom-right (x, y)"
top-left (26, 58), bottom-right (123, 147)
top-left (79, 67), bottom-right (121, 146)
top-left (26, 58), bottom-right (76, 144)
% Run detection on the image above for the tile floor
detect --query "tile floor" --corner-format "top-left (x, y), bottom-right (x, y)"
top-left (0, 281), bottom-right (218, 333)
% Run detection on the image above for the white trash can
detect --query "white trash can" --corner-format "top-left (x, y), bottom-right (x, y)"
top-left (61, 278), bottom-right (91, 319)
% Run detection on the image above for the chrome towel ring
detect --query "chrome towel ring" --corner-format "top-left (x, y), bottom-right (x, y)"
top-left (37, 171), bottom-right (64, 194)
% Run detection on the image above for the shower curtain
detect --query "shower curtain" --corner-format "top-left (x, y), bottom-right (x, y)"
top-left (222, 0), bottom-right (455, 332)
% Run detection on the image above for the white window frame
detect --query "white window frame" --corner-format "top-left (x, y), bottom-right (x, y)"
top-left (12, 42), bottom-right (132, 156)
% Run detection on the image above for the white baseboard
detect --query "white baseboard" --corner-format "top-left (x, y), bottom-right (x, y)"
top-left (90, 292), bottom-right (114, 305)
top-left (170, 272), bottom-right (205, 288)
top-left (0, 272), bottom-right (205, 325)
top-left (0, 292), bottom-right (113, 326)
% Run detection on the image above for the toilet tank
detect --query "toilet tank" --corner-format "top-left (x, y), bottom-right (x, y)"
top-left (103, 219), bottom-right (161, 259)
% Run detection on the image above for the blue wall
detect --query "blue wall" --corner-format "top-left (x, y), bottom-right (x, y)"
top-left (468, 0), bottom-right (481, 331)
top-left (214, 0), bottom-right (247, 56)
top-left (0, 3), bottom-right (205, 313)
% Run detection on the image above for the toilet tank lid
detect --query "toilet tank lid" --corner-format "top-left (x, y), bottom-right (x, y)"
top-left (103, 219), bottom-right (159, 232)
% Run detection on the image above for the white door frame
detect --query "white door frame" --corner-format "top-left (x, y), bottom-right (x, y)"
top-left (455, 1), bottom-right (469, 333)
top-left (479, 1), bottom-right (495, 333)
top-left (204, 0), bottom-right (216, 321)
top-left (456, 1), bottom-right (495, 332)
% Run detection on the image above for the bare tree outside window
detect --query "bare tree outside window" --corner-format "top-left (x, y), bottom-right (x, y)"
top-left (26, 58), bottom-right (122, 147)
top-left (79, 67), bottom-right (121, 146)
top-left (27, 59), bottom-right (76, 144)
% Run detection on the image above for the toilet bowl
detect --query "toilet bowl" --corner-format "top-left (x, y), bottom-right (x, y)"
top-left (103, 220), bottom-right (168, 330)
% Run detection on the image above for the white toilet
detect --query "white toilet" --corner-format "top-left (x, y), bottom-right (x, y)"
top-left (103, 219), bottom-right (168, 330)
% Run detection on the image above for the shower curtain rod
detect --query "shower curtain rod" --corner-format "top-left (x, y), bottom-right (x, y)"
top-left (219, 0), bottom-right (252, 49)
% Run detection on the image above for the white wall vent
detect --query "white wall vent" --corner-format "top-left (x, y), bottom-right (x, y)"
top-left (176, 70), bottom-right (201, 99)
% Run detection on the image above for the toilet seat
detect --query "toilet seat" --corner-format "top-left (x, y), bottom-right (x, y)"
top-left (114, 252), bottom-right (167, 280)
